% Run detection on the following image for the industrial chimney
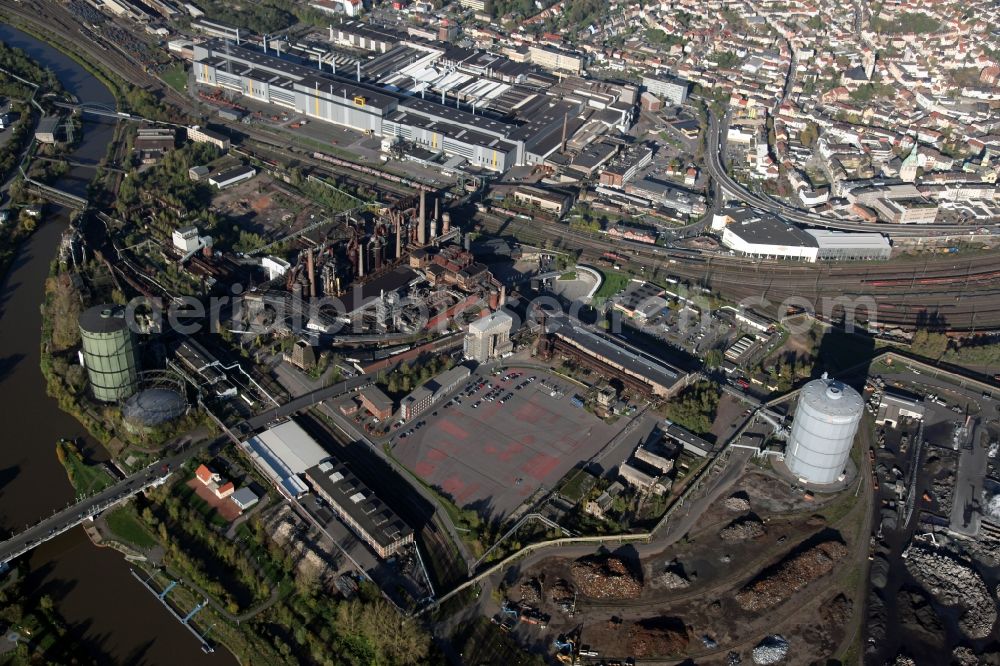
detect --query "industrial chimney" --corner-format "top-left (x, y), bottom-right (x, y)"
top-left (418, 191), bottom-right (427, 245)
top-left (306, 249), bottom-right (317, 298)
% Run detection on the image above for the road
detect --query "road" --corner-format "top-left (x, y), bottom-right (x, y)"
top-left (9, 0), bottom-right (1000, 331)
top-left (242, 373), bottom-right (373, 431)
top-left (704, 110), bottom-right (1000, 238)
top-left (0, 436), bottom-right (216, 565)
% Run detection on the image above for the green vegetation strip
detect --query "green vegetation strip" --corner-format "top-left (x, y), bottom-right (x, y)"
top-left (55, 439), bottom-right (114, 495)
top-left (104, 506), bottom-right (157, 549)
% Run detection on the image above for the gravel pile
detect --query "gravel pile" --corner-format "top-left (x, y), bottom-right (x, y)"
top-left (751, 635), bottom-right (789, 664)
top-left (891, 657), bottom-right (916, 666)
top-left (736, 541), bottom-right (848, 611)
top-left (720, 517), bottom-right (766, 542)
top-left (904, 543), bottom-right (996, 639)
top-left (571, 555), bottom-right (643, 599)
top-left (659, 571), bottom-right (690, 589)
top-left (549, 578), bottom-right (574, 603)
top-left (626, 618), bottom-right (689, 657)
top-left (725, 495), bottom-right (751, 512)
top-left (951, 647), bottom-right (979, 666)
top-left (519, 579), bottom-right (541, 604)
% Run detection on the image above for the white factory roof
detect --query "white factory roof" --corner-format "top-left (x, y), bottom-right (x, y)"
top-left (805, 229), bottom-right (890, 250)
top-left (243, 419), bottom-right (328, 497)
top-left (468, 308), bottom-right (513, 333)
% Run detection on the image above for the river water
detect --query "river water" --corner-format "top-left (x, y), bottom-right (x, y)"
top-left (0, 26), bottom-right (232, 665)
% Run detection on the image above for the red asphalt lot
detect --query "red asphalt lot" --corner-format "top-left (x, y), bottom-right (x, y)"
top-left (393, 378), bottom-right (622, 519)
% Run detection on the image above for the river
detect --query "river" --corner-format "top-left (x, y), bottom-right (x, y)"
top-left (0, 26), bottom-right (232, 665)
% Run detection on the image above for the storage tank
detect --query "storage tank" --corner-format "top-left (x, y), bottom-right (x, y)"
top-left (785, 374), bottom-right (863, 484)
top-left (78, 304), bottom-right (140, 402)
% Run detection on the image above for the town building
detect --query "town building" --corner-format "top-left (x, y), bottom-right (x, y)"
top-left (545, 319), bottom-right (688, 398)
top-left (870, 197), bottom-right (939, 224)
top-left (134, 128), bottom-right (175, 164)
top-left (305, 457), bottom-right (413, 559)
top-left (528, 45), bottom-right (584, 74)
top-left (641, 75), bottom-right (690, 105)
top-left (359, 386), bottom-right (394, 421)
top-left (209, 165), bottom-right (256, 189)
top-left (309, 0), bottom-right (362, 18)
top-left (599, 145), bottom-right (653, 188)
top-left (240, 419), bottom-right (330, 498)
top-left (613, 281), bottom-right (668, 321)
top-left (463, 309), bottom-right (514, 362)
top-left (806, 230), bottom-right (891, 261)
top-left (230, 487), bottom-right (260, 512)
top-left (875, 391), bottom-right (926, 427)
top-left (186, 125), bottom-right (230, 150)
top-left (512, 185), bottom-right (574, 217)
top-left (399, 365), bottom-right (471, 420)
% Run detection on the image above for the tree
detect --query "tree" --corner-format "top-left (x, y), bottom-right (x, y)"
top-left (911, 328), bottom-right (949, 359)
top-left (704, 349), bottom-right (724, 369)
top-left (664, 381), bottom-right (719, 435)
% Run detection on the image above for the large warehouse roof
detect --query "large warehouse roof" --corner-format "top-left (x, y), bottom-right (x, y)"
top-left (242, 419), bottom-right (329, 497)
top-left (805, 229), bottom-right (891, 251)
top-left (726, 215), bottom-right (816, 248)
top-left (555, 320), bottom-right (683, 391)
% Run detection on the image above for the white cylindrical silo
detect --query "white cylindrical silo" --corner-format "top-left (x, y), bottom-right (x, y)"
top-left (785, 375), bottom-right (863, 484)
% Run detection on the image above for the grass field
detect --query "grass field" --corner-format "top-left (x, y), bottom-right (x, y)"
top-left (56, 440), bottom-right (114, 495)
top-left (594, 269), bottom-right (631, 300)
top-left (558, 468), bottom-right (596, 502)
top-left (162, 63), bottom-right (187, 93)
top-left (105, 506), bottom-right (157, 549)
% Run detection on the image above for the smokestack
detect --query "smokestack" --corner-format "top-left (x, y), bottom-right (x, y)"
top-left (356, 61), bottom-right (361, 82)
top-left (434, 196), bottom-right (440, 223)
top-left (357, 241), bottom-right (365, 278)
top-left (561, 113), bottom-right (568, 152)
top-left (276, 41), bottom-right (282, 57)
top-left (332, 56), bottom-right (336, 75)
top-left (464, 232), bottom-right (470, 251)
top-left (307, 249), bottom-right (316, 298)
top-left (418, 191), bottom-right (427, 245)
top-left (442, 211), bottom-right (451, 234)
top-left (395, 217), bottom-right (402, 258)
top-left (263, 34), bottom-right (268, 54)
top-left (429, 195), bottom-right (438, 239)
top-left (236, 28), bottom-right (240, 46)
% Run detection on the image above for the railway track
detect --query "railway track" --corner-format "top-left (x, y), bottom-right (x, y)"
top-left (12, 1), bottom-right (1000, 330)
top-left (477, 213), bottom-right (1000, 330)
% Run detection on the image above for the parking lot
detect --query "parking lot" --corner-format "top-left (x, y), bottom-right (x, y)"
top-left (390, 369), bottom-right (625, 520)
